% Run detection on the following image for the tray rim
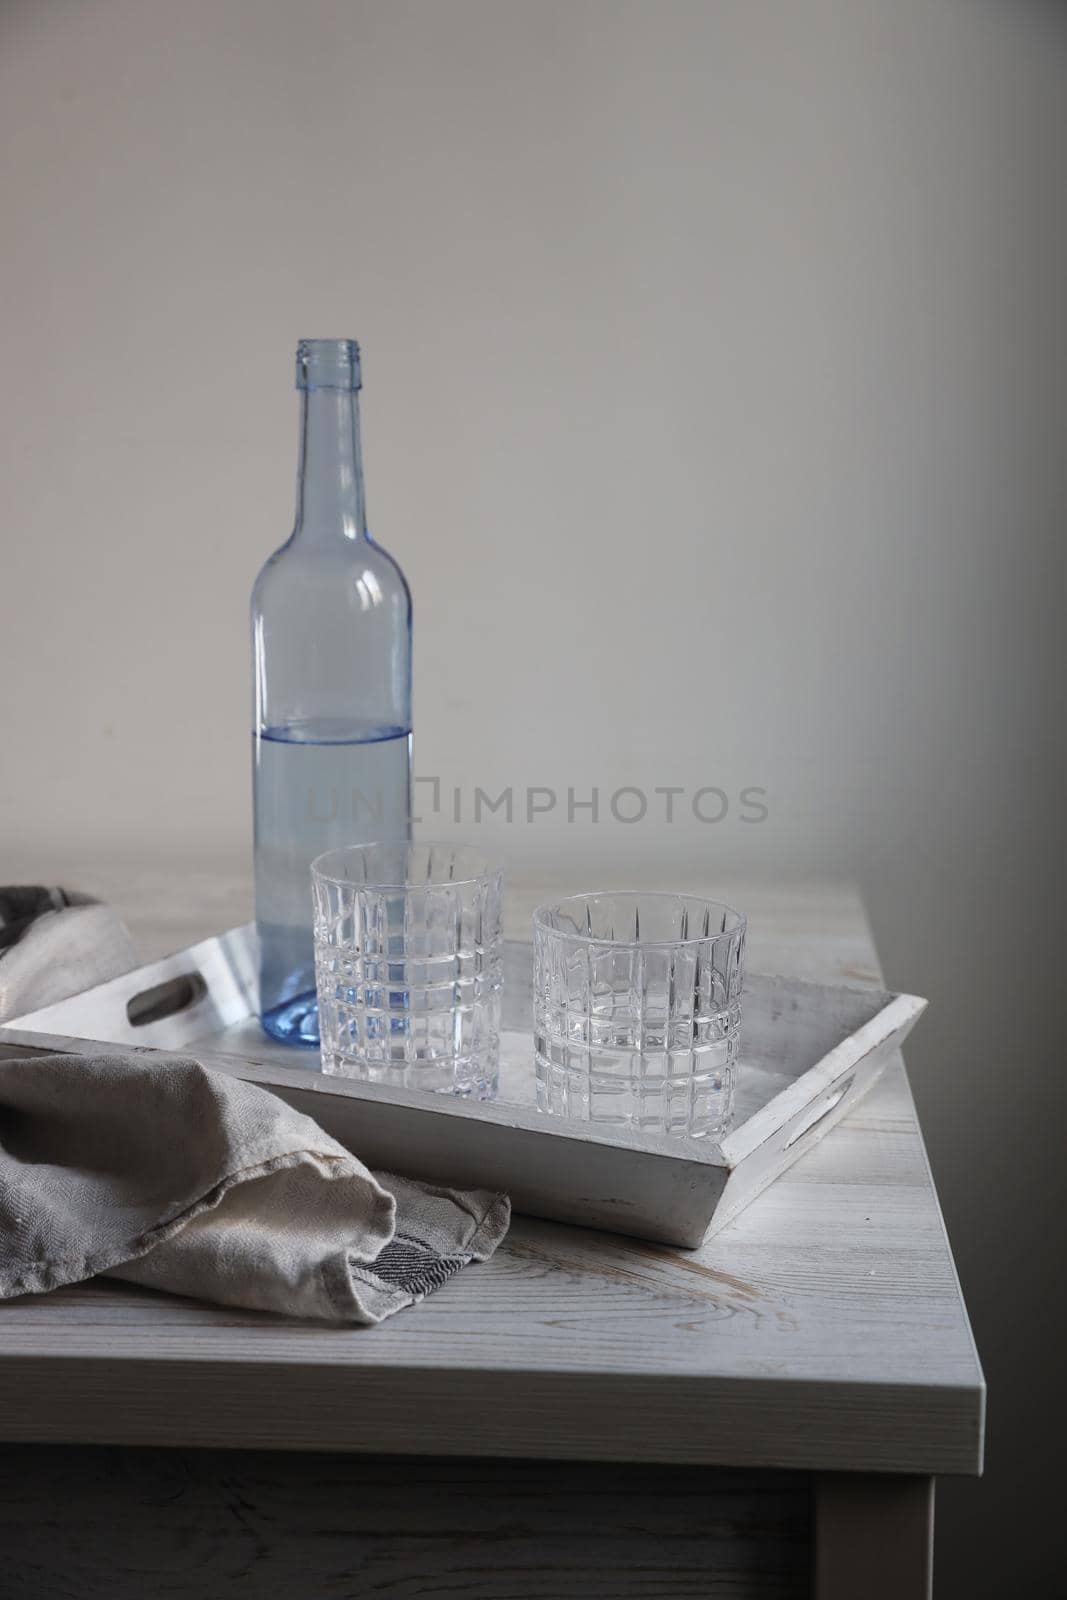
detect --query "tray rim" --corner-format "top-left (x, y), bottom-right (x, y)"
top-left (0, 922), bottom-right (927, 1179)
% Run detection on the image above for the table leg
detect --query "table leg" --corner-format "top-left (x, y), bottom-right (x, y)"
top-left (814, 1474), bottom-right (934, 1600)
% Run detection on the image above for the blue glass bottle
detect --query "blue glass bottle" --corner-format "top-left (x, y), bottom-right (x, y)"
top-left (252, 339), bottom-right (412, 1046)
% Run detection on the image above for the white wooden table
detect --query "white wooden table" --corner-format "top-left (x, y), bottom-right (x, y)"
top-left (0, 863), bottom-right (984, 1599)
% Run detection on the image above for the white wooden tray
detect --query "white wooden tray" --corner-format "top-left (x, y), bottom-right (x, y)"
top-left (0, 925), bottom-right (925, 1248)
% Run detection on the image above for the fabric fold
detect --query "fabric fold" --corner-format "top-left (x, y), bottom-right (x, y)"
top-left (0, 885), bottom-right (137, 1022)
top-left (0, 1051), bottom-right (509, 1324)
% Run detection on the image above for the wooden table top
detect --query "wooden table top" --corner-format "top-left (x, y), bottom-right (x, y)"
top-left (0, 860), bottom-right (984, 1475)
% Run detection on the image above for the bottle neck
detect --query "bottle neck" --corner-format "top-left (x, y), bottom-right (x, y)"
top-left (294, 386), bottom-right (367, 542)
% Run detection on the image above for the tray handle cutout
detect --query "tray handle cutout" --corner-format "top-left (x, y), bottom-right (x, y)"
top-left (126, 972), bottom-right (207, 1028)
top-left (784, 1074), bottom-right (856, 1150)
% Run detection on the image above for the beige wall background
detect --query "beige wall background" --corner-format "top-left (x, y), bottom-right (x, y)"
top-left (2, 1), bottom-right (1064, 1592)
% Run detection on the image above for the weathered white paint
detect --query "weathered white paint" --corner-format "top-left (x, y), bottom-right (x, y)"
top-left (0, 868), bottom-right (984, 1476)
top-left (2, 930), bottom-right (925, 1248)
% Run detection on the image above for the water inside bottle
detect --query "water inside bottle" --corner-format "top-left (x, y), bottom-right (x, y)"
top-left (254, 720), bottom-right (411, 1045)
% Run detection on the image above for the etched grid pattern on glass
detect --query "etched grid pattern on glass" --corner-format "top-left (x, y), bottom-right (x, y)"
top-left (313, 843), bottom-right (502, 1099)
top-left (533, 892), bottom-right (745, 1139)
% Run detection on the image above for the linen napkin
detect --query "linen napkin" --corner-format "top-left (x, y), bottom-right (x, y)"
top-left (0, 885), bottom-right (137, 1021)
top-left (0, 1050), bottom-right (509, 1324)
top-left (0, 884), bottom-right (510, 1322)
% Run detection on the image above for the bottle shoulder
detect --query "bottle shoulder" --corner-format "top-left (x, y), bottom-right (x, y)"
top-left (252, 534), bottom-right (412, 618)
top-left (366, 534), bottom-right (413, 608)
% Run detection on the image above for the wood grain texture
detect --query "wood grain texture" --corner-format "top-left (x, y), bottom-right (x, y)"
top-left (0, 1447), bottom-right (811, 1599)
top-left (0, 863), bottom-right (984, 1476)
top-left (2, 941), bottom-right (926, 1248)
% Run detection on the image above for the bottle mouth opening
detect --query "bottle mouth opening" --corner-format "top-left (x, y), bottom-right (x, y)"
top-left (296, 339), bottom-right (361, 391)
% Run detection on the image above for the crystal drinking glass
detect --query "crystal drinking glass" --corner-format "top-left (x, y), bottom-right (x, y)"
top-left (533, 892), bottom-right (746, 1138)
top-left (312, 842), bottom-right (502, 1098)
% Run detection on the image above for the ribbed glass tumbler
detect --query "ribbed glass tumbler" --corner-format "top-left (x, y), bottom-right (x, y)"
top-left (312, 843), bottom-right (503, 1098)
top-left (533, 892), bottom-right (746, 1139)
